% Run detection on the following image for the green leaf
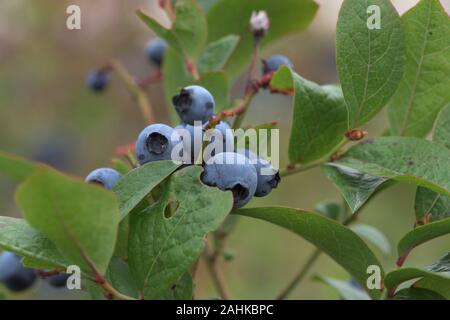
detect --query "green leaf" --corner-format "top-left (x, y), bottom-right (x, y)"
top-left (105, 258), bottom-right (139, 299)
top-left (15, 168), bottom-right (120, 275)
top-left (397, 218), bottom-right (450, 259)
top-left (197, 0), bottom-right (220, 11)
top-left (0, 216), bottom-right (68, 269)
top-left (162, 46), bottom-right (194, 123)
top-left (322, 163), bottom-right (387, 213)
top-left (21, 257), bottom-right (63, 270)
top-left (85, 279), bottom-right (106, 300)
top-left (113, 217), bottom-right (130, 260)
top-left (137, 0), bottom-right (207, 57)
top-left (162, 273), bottom-right (194, 300)
top-left (385, 267), bottom-right (450, 299)
top-left (393, 287), bottom-right (446, 300)
top-left (195, 71), bottom-right (229, 110)
top-left (314, 276), bottom-right (370, 300)
top-left (0, 152), bottom-right (38, 182)
top-left (234, 206), bottom-right (384, 299)
top-left (207, 0), bottom-right (318, 78)
top-left (197, 35), bottom-right (240, 74)
top-left (128, 166), bottom-right (233, 299)
top-left (414, 104), bottom-right (450, 223)
top-left (428, 252), bottom-right (450, 273)
top-left (350, 224), bottom-right (391, 256)
top-left (315, 200), bottom-right (342, 221)
top-left (388, 0), bottom-right (450, 137)
top-left (433, 104), bottom-right (450, 149)
top-left (336, 0), bottom-right (404, 127)
top-left (270, 67), bottom-right (348, 164)
top-left (415, 187), bottom-right (450, 222)
top-left (113, 160), bottom-right (180, 220)
top-left (333, 137), bottom-right (450, 197)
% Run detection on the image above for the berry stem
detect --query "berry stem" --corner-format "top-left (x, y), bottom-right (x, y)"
top-left (109, 60), bottom-right (157, 124)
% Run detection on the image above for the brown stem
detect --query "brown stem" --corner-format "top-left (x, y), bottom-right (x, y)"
top-left (109, 60), bottom-right (156, 124)
top-left (204, 240), bottom-right (231, 300)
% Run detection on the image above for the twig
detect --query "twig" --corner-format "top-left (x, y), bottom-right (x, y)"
top-left (109, 60), bottom-right (156, 124)
top-left (203, 240), bottom-right (231, 300)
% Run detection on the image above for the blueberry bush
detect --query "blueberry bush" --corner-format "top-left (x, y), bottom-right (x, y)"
top-left (1, 0), bottom-right (450, 300)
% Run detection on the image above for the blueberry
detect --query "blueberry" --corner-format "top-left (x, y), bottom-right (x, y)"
top-left (0, 252), bottom-right (36, 292)
top-left (262, 55), bottom-right (293, 75)
top-left (176, 120), bottom-right (233, 163)
top-left (136, 124), bottom-right (182, 165)
top-left (85, 168), bottom-right (122, 189)
top-left (86, 70), bottom-right (110, 92)
top-left (145, 38), bottom-right (167, 67)
top-left (172, 86), bottom-right (215, 125)
top-left (47, 273), bottom-right (70, 288)
top-left (237, 149), bottom-right (280, 197)
top-left (201, 152), bottom-right (257, 208)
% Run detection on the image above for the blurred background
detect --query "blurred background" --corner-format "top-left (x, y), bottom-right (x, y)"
top-left (0, 0), bottom-right (449, 299)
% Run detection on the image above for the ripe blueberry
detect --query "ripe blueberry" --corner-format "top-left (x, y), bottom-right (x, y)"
top-left (85, 168), bottom-right (122, 189)
top-left (237, 149), bottom-right (280, 197)
top-left (47, 273), bottom-right (70, 288)
top-left (86, 70), bottom-right (110, 92)
top-left (262, 55), bottom-right (293, 75)
top-left (201, 152), bottom-right (257, 208)
top-left (136, 124), bottom-right (182, 165)
top-left (172, 86), bottom-right (215, 125)
top-left (176, 120), bottom-right (233, 162)
top-left (0, 252), bottom-right (36, 292)
top-left (145, 38), bottom-right (167, 67)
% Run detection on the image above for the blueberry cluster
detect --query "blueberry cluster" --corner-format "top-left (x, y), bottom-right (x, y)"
top-left (0, 251), bottom-right (69, 293)
top-left (85, 85), bottom-right (280, 209)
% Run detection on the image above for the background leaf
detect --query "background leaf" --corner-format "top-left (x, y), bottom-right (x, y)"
top-left (336, 0), bottom-right (404, 127)
top-left (137, 0), bottom-right (207, 57)
top-left (235, 206), bottom-right (384, 299)
top-left (333, 137), bottom-right (450, 197)
top-left (206, 0), bottom-right (318, 78)
top-left (128, 166), bottom-right (233, 299)
top-left (428, 252), bottom-right (450, 273)
top-left (350, 224), bottom-right (391, 256)
top-left (388, 0), bottom-right (450, 137)
top-left (113, 160), bottom-right (180, 220)
top-left (314, 276), bottom-right (370, 300)
top-left (433, 104), bottom-right (450, 149)
top-left (105, 257), bottom-right (140, 299)
top-left (415, 187), bottom-right (450, 222)
top-left (271, 67), bottom-right (348, 164)
top-left (195, 71), bottom-right (229, 110)
top-left (0, 216), bottom-right (68, 269)
top-left (16, 168), bottom-right (120, 275)
top-left (197, 35), bottom-right (240, 74)
top-left (0, 152), bottom-right (38, 182)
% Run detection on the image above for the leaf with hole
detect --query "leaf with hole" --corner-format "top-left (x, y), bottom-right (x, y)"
top-left (113, 160), bottom-right (180, 220)
top-left (128, 166), bottom-right (233, 299)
